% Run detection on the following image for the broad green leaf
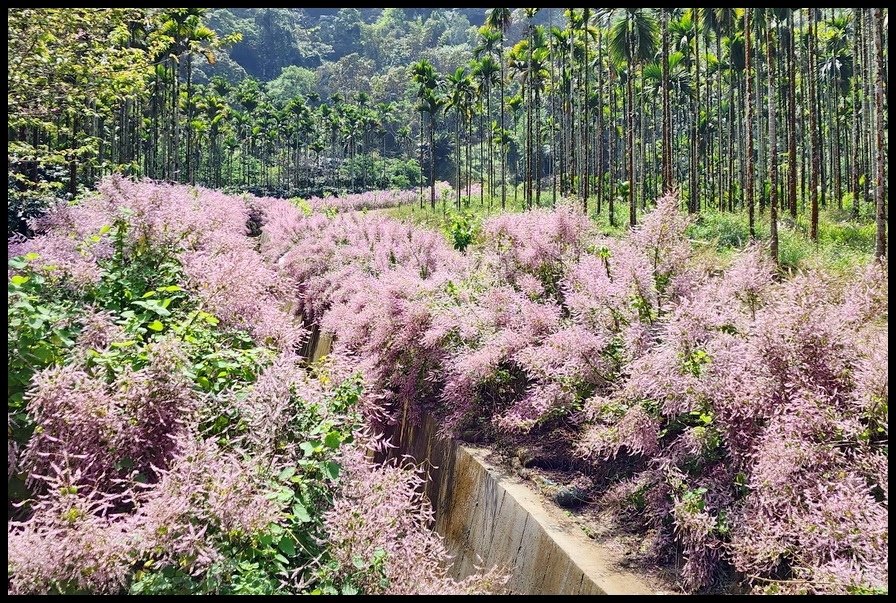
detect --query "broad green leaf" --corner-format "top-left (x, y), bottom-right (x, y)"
top-left (322, 461), bottom-right (341, 481)
top-left (278, 536), bottom-right (296, 556)
top-left (292, 502), bottom-right (311, 523)
top-left (275, 487), bottom-right (293, 503)
top-left (132, 299), bottom-right (171, 316)
top-left (323, 431), bottom-right (342, 449)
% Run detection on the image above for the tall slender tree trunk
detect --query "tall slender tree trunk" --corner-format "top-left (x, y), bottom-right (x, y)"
top-left (480, 98), bottom-right (486, 206)
top-left (68, 112), bottom-right (78, 197)
top-left (583, 8), bottom-right (590, 212)
top-left (526, 82), bottom-right (532, 209)
top-left (627, 36), bottom-right (636, 227)
top-left (833, 84), bottom-right (842, 209)
top-left (755, 37), bottom-right (766, 214)
top-left (467, 111), bottom-right (473, 200)
top-left (150, 76), bottom-right (159, 178)
top-left (863, 9), bottom-right (874, 217)
top-left (767, 20), bottom-right (779, 265)
top-left (787, 11), bottom-right (797, 220)
top-left (745, 8), bottom-right (756, 239)
top-left (849, 8), bottom-right (864, 220)
top-left (597, 24), bottom-right (604, 214)
top-left (456, 110), bottom-right (462, 210)
top-left (430, 114), bottom-right (436, 209)
top-left (569, 37), bottom-right (576, 202)
top-left (809, 9), bottom-right (820, 241)
top-left (872, 7), bottom-right (887, 259)
top-left (486, 82), bottom-right (493, 203)
top-left (716, 20), bottom-right (724, 210)
top-left (536, 86), bottom-right (543, 206)
top-left (661, 9), bottom-right (672, 193)
top-left (500, 33), bottom-right (507, 210)
top-left (172, 58), bottom-right (180, 182)
top-left (851, 8), bottom-right (863, 219)
top-left (692, 8), bottom-right (701, 213)
top-left (186, 53), bottom-right (195, 185)
top-left (550, 27), bottom-right (558, 207)
top-left (558, 42), bottom-right (568, 196)
top-left (727, 69), bottom-right (736, 211)
top-left (608, 68), bottom-right (616, 226)
top-left (419, 109), bottom-right (425, 209)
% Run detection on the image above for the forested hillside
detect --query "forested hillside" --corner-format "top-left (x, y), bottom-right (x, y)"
top-left (202, 9), bottom-right (492, 82)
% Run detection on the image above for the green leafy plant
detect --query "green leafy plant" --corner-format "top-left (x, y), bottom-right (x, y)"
top-left (8, 254), bottom-right (80, 439)
top-left (444, 211), bottom-right (478, 252)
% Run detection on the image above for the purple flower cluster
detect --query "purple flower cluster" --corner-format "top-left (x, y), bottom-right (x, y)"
top-left (463, 183), bottom-right (482, 200)
top-left (21, 338), bottom-right (195, 493)
top-left (9, 434), bottom-right (281, 594)
top-left (255, 197), bottom-right (465, 429)
top-left (325, 448), bottom-right (508, 594)
top-left (7, 178), bottom-right (505, 595)
top-left (304, 189), bottom-right (418, 213)
top-left (10, 177), bottom-right (303, 350)
top-left (8, 179), bottom-right (887, 594)
top-left (257, 190), bottom-right (888, 593)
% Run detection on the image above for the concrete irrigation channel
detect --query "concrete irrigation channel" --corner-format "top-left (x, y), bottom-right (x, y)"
top-left (308, 330), bottom-right (660, 595)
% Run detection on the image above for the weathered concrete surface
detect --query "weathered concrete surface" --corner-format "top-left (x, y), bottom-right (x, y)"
top-left (311, 331), bottom-right (333, 363)
top-left (391, 412), bottom-right (657, 595)
top-left (301, 324), bottom-right (333, 363)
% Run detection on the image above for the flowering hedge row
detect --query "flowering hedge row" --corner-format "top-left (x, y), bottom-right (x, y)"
top-left (7, 178), bottom-right (504, 595)
top-left (257, 189), bottom-right (888, 594)
top-left (8, 179), bottom-right (887, 594)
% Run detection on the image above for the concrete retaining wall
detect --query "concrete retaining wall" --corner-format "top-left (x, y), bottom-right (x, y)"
top-left (310, 332), bottom-right (656, 594)
top-left (390, 409), bottom-right (657, 595)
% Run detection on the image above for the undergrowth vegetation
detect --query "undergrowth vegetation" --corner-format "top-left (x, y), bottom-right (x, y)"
top-left (7, 178), bottom-right (505, 595)
top-left (267, 187), bottom-right (887, 594)
top-left (7, 178), bottom-right (887, 594)
top-left (388, 196), bottom-right (876, 275)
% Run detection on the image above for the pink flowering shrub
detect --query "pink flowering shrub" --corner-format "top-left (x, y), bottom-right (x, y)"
top-left (8, 179), bottom-right (887, 594)
top-left (304, 189), bottom-right (417, 213)
top-left (256, 187), bottom-right (887, 594)
top-left (7, 178), bottom-right (506, 595)
top-left (322, 448), bottom-right (507, 594)
top-left (21, 338), bottom-right (195, 493)
top-left (257, 199), bottom-right (466, 430)
top-left (463, 182), bottom-right (483, 200)
top-left (574, 252), bottom-right (888, 593)
top-left (8, 468), bottom-right (137, 594)
top-left (10, 177), bottom-right (302, 349)
top-left (481, 202), bottom-right (593, 299)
